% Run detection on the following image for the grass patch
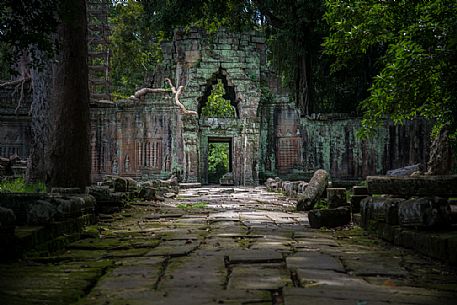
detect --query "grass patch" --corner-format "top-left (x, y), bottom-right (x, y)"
top-left (176, 201), bottom-right (208, 209)
top-left (0, 177), bottom-right (46, 193)
top-left (314, 199), bottom-right (328, 210)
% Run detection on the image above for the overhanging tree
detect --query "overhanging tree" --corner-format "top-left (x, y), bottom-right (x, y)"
top-left (1, 0), bottom-right (91, 190)
top-left (324, 0), bottom-right (457, 173)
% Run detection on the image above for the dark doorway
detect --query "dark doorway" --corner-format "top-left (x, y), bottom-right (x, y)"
top-left (207, 137), bottom-right (232, 184)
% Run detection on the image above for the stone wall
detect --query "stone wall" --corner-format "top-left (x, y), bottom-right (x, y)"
top-left (90, 94), bottom-right (180, 182)
top-left (0, 87), bottom-right (32, 160)
top-left (259, 101), bottom-right (431, 181)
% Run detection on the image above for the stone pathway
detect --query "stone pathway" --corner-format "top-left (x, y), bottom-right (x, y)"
top-left (1, 186), bottom-right (457, 305)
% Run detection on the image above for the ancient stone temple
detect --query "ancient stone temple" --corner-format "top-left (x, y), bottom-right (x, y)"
top-left (91, 29), bottom-right (265, 185)
top-left (89, 28), bottom-right (431, 185)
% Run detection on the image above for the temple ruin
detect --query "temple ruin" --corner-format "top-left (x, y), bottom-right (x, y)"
top-left (0, 28), bottom-right (430, 185)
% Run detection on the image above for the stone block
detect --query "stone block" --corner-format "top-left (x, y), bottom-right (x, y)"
top-left (0, 206), bottom-right (16, 234)
top-left (0, 193), bottom-right (49, 225)
top-left (138, 186), bottom-right (158, 201)
top-left (367, 175), bottom-right (457, 197)
top-left (352, 186), bottom-right (368, 196)
top-left (360, 197), bottom-right (404, 228)
top-left (308, 207), bottom-right (351, 229)
top-left (50, 188), bottom-right (82, 194)
top-left (386, 163), bottom-right (423, 176)
top-left (350, 195), bottom-right (367, 213)
top-left (326, 188), bottom-right (347, 208)
top-left (297, 169), bottom-right (329, 211)
top-left (26, 200), bottom-right (57, 225)
top-left (398, 197), bottom-right (451, 228)
top-left (220, 172), bottom-right (234, 186)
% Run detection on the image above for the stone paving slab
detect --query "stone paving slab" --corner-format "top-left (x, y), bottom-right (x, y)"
top-left (226, 249), bottom-right (284, 264)
top-left (145, 240), bottom-right (200, 257)
top-left (78, 288), bottom-right (271, 305)
top-left (228, 264), bottom-right (292, 289)
top-left (343, 254), bottom-right (407, 277)
top-left (286, 252), bottom-right (345, 272)
top-left (296, 269), bottom-right (371, 288)
top-left (2, 186), bottom-right (457, 305)
top-left (283, 287), bottom-right (457, 305)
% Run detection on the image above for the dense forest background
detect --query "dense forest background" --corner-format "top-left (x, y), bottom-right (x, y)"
top-left (0, 0), bottom-right (456, 187)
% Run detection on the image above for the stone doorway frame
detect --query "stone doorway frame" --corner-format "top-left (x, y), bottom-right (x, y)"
top-left (201, 136), bottom-right (233, 185)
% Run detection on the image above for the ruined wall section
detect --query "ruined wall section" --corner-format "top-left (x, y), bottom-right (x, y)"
top-left (90, 93), bottom-right (180, 182)
top-left (0, 87), bottom-right (32, 160)
top-left (170, 29), bottom-right (265, 185)
top-left (259, 101), bottom-right (431, 181)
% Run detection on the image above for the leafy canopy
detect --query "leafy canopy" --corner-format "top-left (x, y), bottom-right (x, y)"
top-left (324, 0), bottom-right (457, 140)
top-left (201, 80), bottom-right (236, 118)
top-left (110, 0), bottom-right (164, 98)
top-left (207, 142), bottom-right (229, 183)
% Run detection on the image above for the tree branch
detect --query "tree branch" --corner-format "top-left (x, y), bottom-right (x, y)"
top-left (131, 78), bottom-right (197, 115)
top-left (251, 0), bottom-right (284, 28)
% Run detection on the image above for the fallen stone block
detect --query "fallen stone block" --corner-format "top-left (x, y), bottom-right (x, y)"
top-left (308, 207), bottom-right (351, 229)
top-left (26, 200), bottom-right (57, 225)
top-left (102, 175), bottom-right (138, 193)
top-left (398, 197), bottom-right (451, 228)
top-left (386, 163), bottom-right (423, 176)
top-left (326, 188), bottom-right (347, 208)
top-left (220, 172), bottom-right (234, 186)
top-left (50, 188), bottom-right (83, 194)
top-left (367, 175), bottom-right (457, 197)
top-left (360, 197), bottom-right (404, 228)
top-left (0, 206), bottom-right (16, 234)
top-left (138, 186), bottom-right (158, 201)
top-left (274, 177), bottom-right (283, 191)
top-left (350, 195), bottom-right (367, 213)
top-left (297, 181), bottom-right (309, 194)
top-left (265, 178), bottom-right (275, 191)
top-left (0, 193), bottom-right (49, 225)
top-left (297, 169), bottom-right (329, 211)
top-left (352, 186), bottom-right (368, 196)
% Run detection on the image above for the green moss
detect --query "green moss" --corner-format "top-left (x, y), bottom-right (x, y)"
top-left (314, 199), bottom-right (328, 210)
top-left (0, 177), bottom-right (46, 193)
top-left (177, 202), bottom-right (208, 209)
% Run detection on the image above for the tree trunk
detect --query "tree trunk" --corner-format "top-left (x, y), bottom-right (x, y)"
top-left (426, 128), bottom-right (454, 175)
top-left (27, 0), bottom-right (90, 191)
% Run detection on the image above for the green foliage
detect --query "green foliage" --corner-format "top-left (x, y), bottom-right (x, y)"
top-left (0, 0), bottom-right (59, 67)
top-left (201, 80), bottom-right (236, 118)
top-left (0, 42), bottom-right (12, 80)
top-left (0, 178), bottom-right (46, 193)
top-left (110, 0), bottom-right (164, 98)
top-left (314, 199), bottom-right (329, 210)
top-left (324, 0), bottom-right (457, 140)
top-left (207, 143), bottom-right (229, 183)
top-left (140, 0), bottom-right (256, 37)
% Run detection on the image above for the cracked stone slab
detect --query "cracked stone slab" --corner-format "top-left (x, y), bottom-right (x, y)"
top-left (159, 256), bottom-right (226, 290)
top-left (228, 264), bottom-right (292, 289)
top-left (79, 288), bottom-right (271, 305)
top-left (296, 269), bottom-right (371, 288)
top-left (283, 287), bottom-right (457, 305)
top-left (286, 252), bottom-right (345, 272)
top-left (343, 254), bottom-right (407, 277)
top-left (226, 249), bottom-right (284, 264)
top-left (145, 240), bottom-right (200, 257)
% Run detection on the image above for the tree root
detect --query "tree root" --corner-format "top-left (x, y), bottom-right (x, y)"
top-left (1, 77), bottom-right (31, 114)
top-left (129, 78), bottom-right (197, 115)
